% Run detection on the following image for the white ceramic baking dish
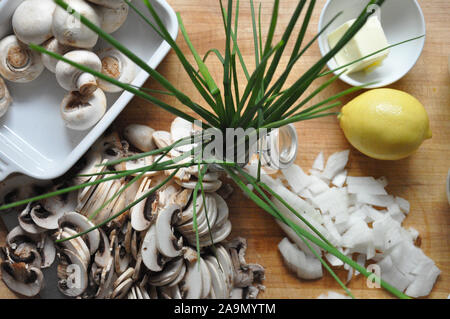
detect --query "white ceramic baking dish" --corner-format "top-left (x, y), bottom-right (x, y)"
top-left (0, 0), bottom-right (178, 181)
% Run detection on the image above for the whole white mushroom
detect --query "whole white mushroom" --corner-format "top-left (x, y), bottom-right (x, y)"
top-left (0, 35), bottom-right (44, 83)
top-left (96, 48), bottom-right (135, 93)
top-left (95, 2), bottom-right (129, 34)
top-left (12, 0), bottom-right (56, 45)
top-left (56, 50), bottom-right (102, 95)
top-left (42, 38), bottom-right (74, 73)
top-left (52, 0), bottom-right (101, 49)
top-left (60, 88), bottom-right (107, 131)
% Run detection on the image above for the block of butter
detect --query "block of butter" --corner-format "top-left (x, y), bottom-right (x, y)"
top-left (327, 16), bottom-right (390, 74)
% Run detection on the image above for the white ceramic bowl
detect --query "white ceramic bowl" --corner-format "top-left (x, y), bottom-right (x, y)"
top-left (0, 0), bottom-right (178, 181)
top-left (318, 0), bottom-right (426, 88)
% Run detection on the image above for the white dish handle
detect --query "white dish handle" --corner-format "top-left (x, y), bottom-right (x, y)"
top-left (0, 156), bottom-right (18, 181)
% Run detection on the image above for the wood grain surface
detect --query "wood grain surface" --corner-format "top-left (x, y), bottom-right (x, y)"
top-left (1, 0), bottom-right (449, 299)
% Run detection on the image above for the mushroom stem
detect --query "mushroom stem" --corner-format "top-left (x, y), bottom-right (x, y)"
top-left (77, 73), bottom-right (98, 96)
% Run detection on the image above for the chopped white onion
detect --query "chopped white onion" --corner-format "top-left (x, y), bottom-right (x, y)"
top-left (322, 150), bottom-right (349, 180)
top-left (332, 170), bottom-right (347, 187)
top-left (253, 149), bottom-right (439, 297)
top-left (281, 164), bottom-right (312, 194)
top-left (312, 151), bottom-right (325, 171)
top-left (347, 176), bottom-right (388, 195)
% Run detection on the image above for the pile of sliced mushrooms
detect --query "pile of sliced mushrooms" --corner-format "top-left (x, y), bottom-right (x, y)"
top-left (0, 0), bottom-right (136, 131)
top-left (0, 117), bottom-right (265, 299)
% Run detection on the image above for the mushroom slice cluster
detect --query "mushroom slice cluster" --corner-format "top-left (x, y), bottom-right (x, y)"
top-left (176, 193), bottom-right (232, 248)
top-left (1, 128), bottom-right (265, 299)
top-left (0, 224), bottom-right (55, 297)
top-left (1, 261), bottom-right (44, 297)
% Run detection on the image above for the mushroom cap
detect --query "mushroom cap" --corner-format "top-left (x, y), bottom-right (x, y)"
top-left (0, 77), bottom-right (12, 118)
top-left (12, 0), bottom-right (56, 45)
top-left (42, 38), bottom-right (74, 73)
top-left (60, 88), bottom-right (107, 131)
top-left (124, 124), bottom-right (156, 152)
top-left (52, 0), bottom-right (100, 49)
top-left (56, 50), bottom-right (102, 93)
top-left (97, 48), bottom-right (135, 93)
top-left (0, 35), bottom-right (44, 83)
top-left (96, 3), bottom-right (129, 34)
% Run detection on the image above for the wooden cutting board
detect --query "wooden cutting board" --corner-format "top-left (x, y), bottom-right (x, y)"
top-left (1, 0), bottom-right (448, 299)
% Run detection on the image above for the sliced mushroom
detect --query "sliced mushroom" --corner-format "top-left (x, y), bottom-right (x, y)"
top-left (114, 239), bottom-right (130, 275)
top-left (198, 220), bottom-right (232, 248)
top-left (199, 257), bottom-right (212, 299)
top-left (56, 50), bottom-right (102, 95)
top-left (111, 277), bottom-right (133, 299)
top-left (58, 211), bottom-right (100, 255)
top-left (52, 0), bottom-right (101, 49)
top-left (97, 47), bottom-right (135, 93)
top-left (57, 228), bottom-right (91, 269)
top-left (12, 0), bottom-right (56, 45)
top-left (215, 245), bottom-right (234, 293)
top-left (141, 224), bottom-right (165, 272)
top-left (95, 257), bottom-right (114, 299)
top-left (124, 124), bottom-right (156, 152)
top-left (57, 248), bottom-right (88, 297)
top-left (0, 77), bottom-right (12, 118)
top-left (153, 130), bottom-right (172, 149)
top-left (148, 257), bottom-right (184, 287)
top-left (155, 204), bottom-right (183, 258)
top-left (95, 229), bottom-right (111, 268)
top-left (1, 261), bottom-right (44, 297)
top-left (211, 193), bottom-right (229, 228)
top-left (60, 88), bottom-right (107, 131)
top-left (205, 256), bottom-right (228, 299)
top-left (73, 151), bottom-right (102, 185)
top-left (40, 235), bottom-right (56, 269)
top-left (6, 226), bottom-right (41, 251)
top-left (42, 38), bottom-right (74, 73)
top-left (177, 193), bottom-right (204, 225)
top-left (180, 259), bottom-right (203, 299)
top-left (30, 204), bottom-right (63, 231)
top-left (130, 177), bottom-right (157, 231)
top-left (176, 179), bottom-right (222, 193)
top-left (0, 35), bottom-right (44, 83)
top-left (171, 117), bottom-right (194, 153)
top-left (10, 242), bottom-right (42, 268)
top-left (18, 204), bottom-right (46, 234)
top-left (113, 267), bottom-right (134, 290)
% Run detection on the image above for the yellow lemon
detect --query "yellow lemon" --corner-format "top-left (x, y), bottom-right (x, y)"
top-left (338, 89), bottom-right (432, 160)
